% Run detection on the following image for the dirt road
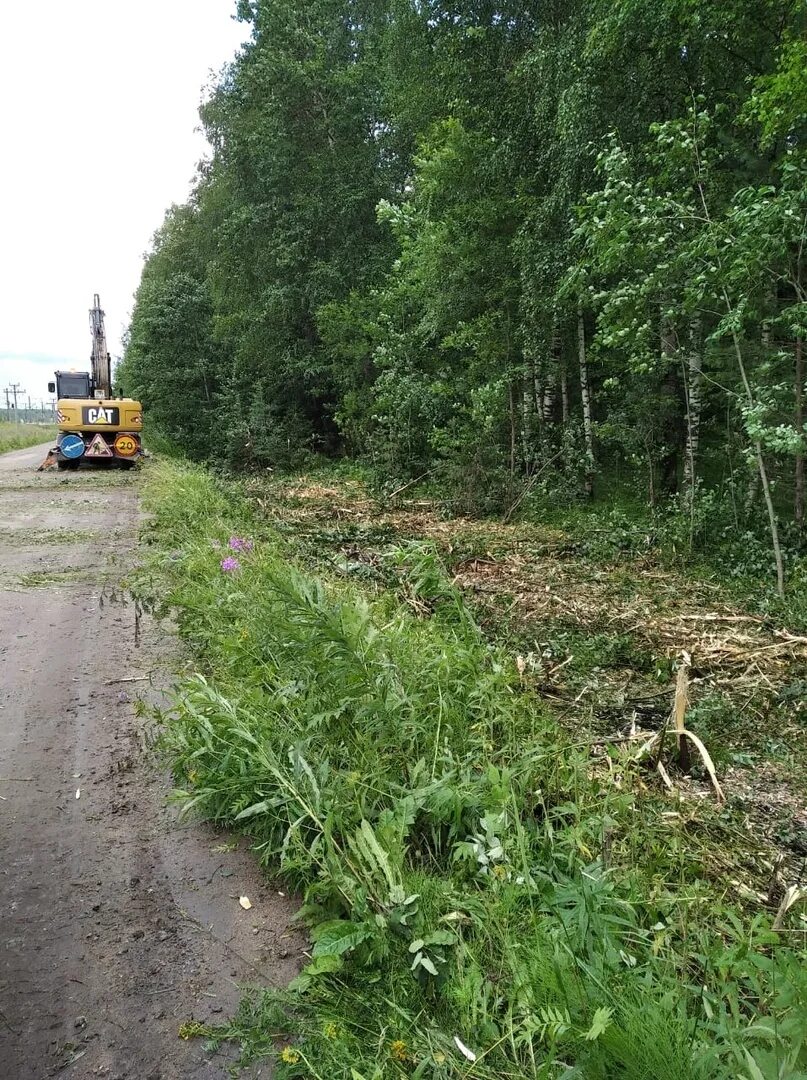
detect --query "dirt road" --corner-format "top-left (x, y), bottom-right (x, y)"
top-left (0, 445), bottom-right (301, 1079)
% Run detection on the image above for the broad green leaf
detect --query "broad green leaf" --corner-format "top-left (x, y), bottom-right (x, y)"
top-left (583, 1006), bottom-right (613, 1041)
top-left (311, 920), bottom-right (371, 958)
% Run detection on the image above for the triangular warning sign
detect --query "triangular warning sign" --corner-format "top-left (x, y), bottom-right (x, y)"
top-left (86, 434), bottom-right (113, 458)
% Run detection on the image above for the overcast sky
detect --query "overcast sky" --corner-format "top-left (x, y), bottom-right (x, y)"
top-left (0, 0), bottom-right (246, 405)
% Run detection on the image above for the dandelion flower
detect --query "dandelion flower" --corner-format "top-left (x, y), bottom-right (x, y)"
top-left (220, 556), bottom-right (240, 572)
top-left (280, 1046), bottom-right (300, 1064)
top-left (390, 1039), bottom-right (409, 1062)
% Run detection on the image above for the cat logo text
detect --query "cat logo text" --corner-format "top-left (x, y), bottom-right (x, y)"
top-left (81, 405), bottom-right (120, 425)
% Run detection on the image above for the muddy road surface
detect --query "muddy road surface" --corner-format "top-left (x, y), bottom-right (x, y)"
top-left (0, 444), bottom-right (301, 1079)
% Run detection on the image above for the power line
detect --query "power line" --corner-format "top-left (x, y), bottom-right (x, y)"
top-left (3, 383), bottom-right (26, 424)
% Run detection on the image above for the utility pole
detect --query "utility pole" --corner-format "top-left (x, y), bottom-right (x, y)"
top-left (4, 383), bottom-right (26, 423)
top-left (3, 387), bottom-right (9, 420)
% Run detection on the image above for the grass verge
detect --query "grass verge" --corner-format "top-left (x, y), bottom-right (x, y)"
top-left (135, 459), bottom-right (807, 1079)
top-left (0, 422), bottom-right (56, 454)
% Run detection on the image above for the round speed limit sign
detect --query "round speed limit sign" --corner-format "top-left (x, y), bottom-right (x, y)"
top-left (114, 434), bottom-right (138, 457)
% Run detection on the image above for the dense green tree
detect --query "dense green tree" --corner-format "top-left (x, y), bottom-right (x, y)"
top-left (118, 205), bottom-right (222, 460)
top-left (123, 0), bottom-right (807, 583)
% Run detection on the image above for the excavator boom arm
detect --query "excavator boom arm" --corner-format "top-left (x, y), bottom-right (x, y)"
top-left (89, 293), bottom-right (111, 398)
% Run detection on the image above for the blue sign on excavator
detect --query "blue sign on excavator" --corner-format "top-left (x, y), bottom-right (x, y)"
top-left (59, 434), bottom-right (85, 459)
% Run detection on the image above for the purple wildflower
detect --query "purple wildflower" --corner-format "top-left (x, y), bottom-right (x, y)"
top-left (228, 536), bottom-right (253, 552)
top-left (220, 556), bottom-right (240, 573)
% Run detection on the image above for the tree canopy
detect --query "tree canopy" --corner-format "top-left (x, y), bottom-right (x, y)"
top-left (120, 0), bottom-right (807, 588)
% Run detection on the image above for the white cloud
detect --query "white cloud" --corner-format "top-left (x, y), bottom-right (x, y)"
top-left (0, 0), bottom-right (246, 401)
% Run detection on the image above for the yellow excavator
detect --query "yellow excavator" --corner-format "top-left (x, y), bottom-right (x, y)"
top-left (47, 295), bottom-right (143, 470)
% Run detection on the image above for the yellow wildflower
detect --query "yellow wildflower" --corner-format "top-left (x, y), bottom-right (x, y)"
top-left (434, 1050), bottom-right (446, 1065)
top-left (390, 1039), bottom-right (409, 1062)
top-left (280, 1046), bottom-right (300, 1064)
top-left (323, 1020), bottom-right (339, 1039)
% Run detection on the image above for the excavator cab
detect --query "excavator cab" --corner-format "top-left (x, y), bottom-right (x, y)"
top-left (49, 372), bottom-right (92, 399)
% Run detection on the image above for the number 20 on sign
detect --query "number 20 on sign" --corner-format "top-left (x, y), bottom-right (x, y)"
top-left (114, 435), bottom-right (137, 457)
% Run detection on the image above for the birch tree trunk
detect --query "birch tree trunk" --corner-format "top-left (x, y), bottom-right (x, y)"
top-left (682, 316), bottom-right (703, 507)
top-left (532, 366), bottom-right (544, 443)
top-left (796, 333), bottom-right (804, 530)
top-left (659, 314), bottom-right (682, 495)
top-left (508, 381), bottom-right (517, 479)
top-left (745, 318), bottom-right (773, 513)
top-left (692, 173), bottom-right (783, 593)
top-left (560, 361), bottom-right (569, 425)
top-left (542, 371), bottom-right (557, 424)
top-left (728, 317), bottom-right (785, 597)
top-left (542, 323), bottom-right (561, 424)
top-left (521, 361), bottom-right (534, 469)
top-left (577, 303), bottom-right (595, 498)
